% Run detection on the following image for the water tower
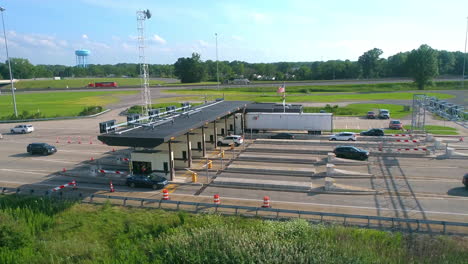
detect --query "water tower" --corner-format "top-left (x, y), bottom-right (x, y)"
top-left (75, 49), bottom-right (90, 68)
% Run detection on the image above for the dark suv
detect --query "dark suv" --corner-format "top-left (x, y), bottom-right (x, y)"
top-left (27, 143), bottom-right (57, 155)
top-left (126, 173), bottom-right (169, 190)
top-left (360, 128), bottom-right (384, 136)
top-left (333, 146), bottom-right (369, 160)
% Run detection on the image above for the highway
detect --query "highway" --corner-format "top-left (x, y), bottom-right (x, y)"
top-left (0, 112), bottom-right (467, 223)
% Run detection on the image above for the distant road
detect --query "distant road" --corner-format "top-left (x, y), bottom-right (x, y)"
top-left (1, 77), bottom-right (464, 93)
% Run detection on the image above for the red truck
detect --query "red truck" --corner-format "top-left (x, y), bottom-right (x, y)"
top-left (88, 82), bottom-right (118, 88)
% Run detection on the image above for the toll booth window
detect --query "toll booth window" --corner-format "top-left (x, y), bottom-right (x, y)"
top-left (132, 161), bottom-right (152, 175)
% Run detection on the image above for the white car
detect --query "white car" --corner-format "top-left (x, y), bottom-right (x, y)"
top-left (329, 132), bottom-right (357, 141)
top-left (217, 135), bottom-right (244, 146)
top-left (10, 124), bottom-right (35, 134)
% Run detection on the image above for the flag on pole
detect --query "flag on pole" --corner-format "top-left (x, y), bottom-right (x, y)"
top-left (277, 85), bottom-right (285, 94)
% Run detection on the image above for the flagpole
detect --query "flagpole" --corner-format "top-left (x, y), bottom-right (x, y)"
top-left (283, 81), bottom-right (286, 113)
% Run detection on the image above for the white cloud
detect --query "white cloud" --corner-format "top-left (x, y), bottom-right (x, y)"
top-left (198, 40), bottom-right (210, 47)
top-left (231, 35), bottom-right (244, 41)
top-left (82, 34), bottom-right (88, 39)
top-left (251, 12), bottom-right (270, 24)
top-left (8, 31), bottom-right (68, 50)
top-left (151, 34), bottom-right (166, 44)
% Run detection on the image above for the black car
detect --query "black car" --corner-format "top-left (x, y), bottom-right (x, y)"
top-left (463, 173), bottom-right (468, 189)
top-left (333, 146), bottom-right (369, 160)
top-left (126, 173), bottom-right (169, 190)
top-left (360, 128), bottom-right (384, 136)
top-left (27, 143), bottom-right (57, 155)
top-left (271, 133), bottom-right (295, 139)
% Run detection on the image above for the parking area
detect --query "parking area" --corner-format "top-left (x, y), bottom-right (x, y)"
top-left (0, 110), bottom-right (467, 224)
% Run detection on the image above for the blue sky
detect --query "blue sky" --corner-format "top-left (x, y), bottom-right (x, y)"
top-left (1, 0), bottom-right (467, 65)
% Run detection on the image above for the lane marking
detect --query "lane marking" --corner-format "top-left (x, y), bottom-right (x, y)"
top-left (31, 158), bottom-right (77, 164)
top-left (173, 193), bottom-right (468, 217)
top-left (58, 149), bottom-right (106, 155)
top-left (0, 169), bottom-right (46, 175)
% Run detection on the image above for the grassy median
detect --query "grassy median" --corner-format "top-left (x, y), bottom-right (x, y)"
top-left (0, 195), bottom-right (466, 263)
top-left (9, 78), bottom-right (166, 89)
top-left (0, 91), bottom-right (137, 119)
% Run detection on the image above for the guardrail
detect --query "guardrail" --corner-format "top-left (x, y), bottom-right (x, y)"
top-left (2, 186), bottom-right (467, 236)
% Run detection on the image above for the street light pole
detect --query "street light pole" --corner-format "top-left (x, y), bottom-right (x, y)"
top-left (0, 7), bottom-right (17, 117)
top-left (462, 16), bottom-right (468, 89)
top-left (215, 33), bottom-right (220, 92)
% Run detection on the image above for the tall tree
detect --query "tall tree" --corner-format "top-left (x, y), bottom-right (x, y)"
top-left (407, 44), bottom-right (439, 90)
top-left (2, 58), bottom-right (35, 79)
top-left (437, 50), bottom-right (455, 75)
top-left (174, 53), bottom-right (206, 83)
top-left (358, 48), bottom-right (383, 78)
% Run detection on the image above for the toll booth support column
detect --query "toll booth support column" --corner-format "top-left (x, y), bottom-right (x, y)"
top-left (213, 121), bottom-right (218, 149)
top-left (186, 133), bottom-right (192, 167)
top-left (202, 126), bottom-right (206, 157)
top-left (168, 140), bottom-right (175, 181)
top-left (224, 116), bottom-right (228, 136)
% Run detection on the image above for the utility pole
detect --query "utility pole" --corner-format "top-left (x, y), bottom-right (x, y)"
top-left (215, 33), bottom-right (220, 91)
top-left (0, 7), bottom-right (17, 117)
top-left (462, 16), bottom-right (468, 88)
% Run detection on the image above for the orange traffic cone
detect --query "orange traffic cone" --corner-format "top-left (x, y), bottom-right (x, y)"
top-left (214, 194), bottom-right (220, 205)
top-left (62, 168), bottom-right (67, 173)
top-left (109, 181), bottom-right (115, 192)
top-left (90, 157), bottom-right (94, 161)
top-left (112, 148), bottom-right (116, 152)
top-left (56, 137), bottom-right (60, 143)
top-left (162, 189), bottom-right (169, 200)
top-left (262, 196), bottom-right (270, 208)
top-left (89, 137), bottom-right (93, 144)
top-left (67, 137), bottom-right (71, 144)
top-left (78, 136), bottom-right (81, 144)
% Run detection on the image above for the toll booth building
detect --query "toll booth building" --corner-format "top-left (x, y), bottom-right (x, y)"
top-left (98, 101), bottom-right (249, 181)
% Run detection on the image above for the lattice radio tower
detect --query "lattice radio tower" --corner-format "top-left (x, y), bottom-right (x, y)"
top-left (137, 9), bottom-right (152, 116)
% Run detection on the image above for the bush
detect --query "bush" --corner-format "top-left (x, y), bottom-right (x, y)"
top-left (78, 106), bottom-right (103, 116)
top-left (0, 110), bottom-right (46, 120)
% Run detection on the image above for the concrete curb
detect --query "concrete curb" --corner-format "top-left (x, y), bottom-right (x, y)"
top-left (209, 183), bottom-right (381, 195)
top-left (225, 167), bottom-right (315, 176)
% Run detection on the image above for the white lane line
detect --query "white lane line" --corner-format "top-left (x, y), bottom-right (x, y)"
top-left (0, 169), bottom-right (47, 175)
top-left (345, 124), bottom-right (348, 129)
top-left (31, 158), bottom-right (77, 164)
top-left (58, 149), bottom-right (106, 155)
top-left (177, 194), bottom-right (468, 217)
top-left (357, 124), bottom-right (360, 129)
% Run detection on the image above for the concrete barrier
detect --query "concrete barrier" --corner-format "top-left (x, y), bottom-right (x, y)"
top-left (437, 147), bottom-right (468, 159)
top-left (323, 177), bottom-right (378, 193)
top-left (425, 134), bottom-right (434, 142)
top-left (213, 177), bottom-right (311, 191)
top-left (326, 164), bottom-right (373, 177)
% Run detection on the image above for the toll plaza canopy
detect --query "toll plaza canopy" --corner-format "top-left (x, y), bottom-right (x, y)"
top-left (98, 101), bottom-right (249, 148)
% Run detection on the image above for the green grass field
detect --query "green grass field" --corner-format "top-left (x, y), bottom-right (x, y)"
top-left (9, 78), bottom-right (166, 89)
top-left (164, 80), bottom-right (468, 94)
top-left (304, 103), bottom-right (411, 118)
top-left (0, 91), bottom-right (137, 119)
top-left (333, 125), bottom-right (459, 135)
top-left (0, 195), bottom-right (466, 263)
top-left (158, 92), bottom-right (453, 103)
top-left (406, 125), bottom-right (459, 135)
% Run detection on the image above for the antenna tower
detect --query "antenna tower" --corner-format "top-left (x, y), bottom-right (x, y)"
top-left (137, 9), bottom-right (152, 116)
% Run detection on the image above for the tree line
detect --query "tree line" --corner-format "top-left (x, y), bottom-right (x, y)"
top-left (1, 44), bottom-right (465, 89)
